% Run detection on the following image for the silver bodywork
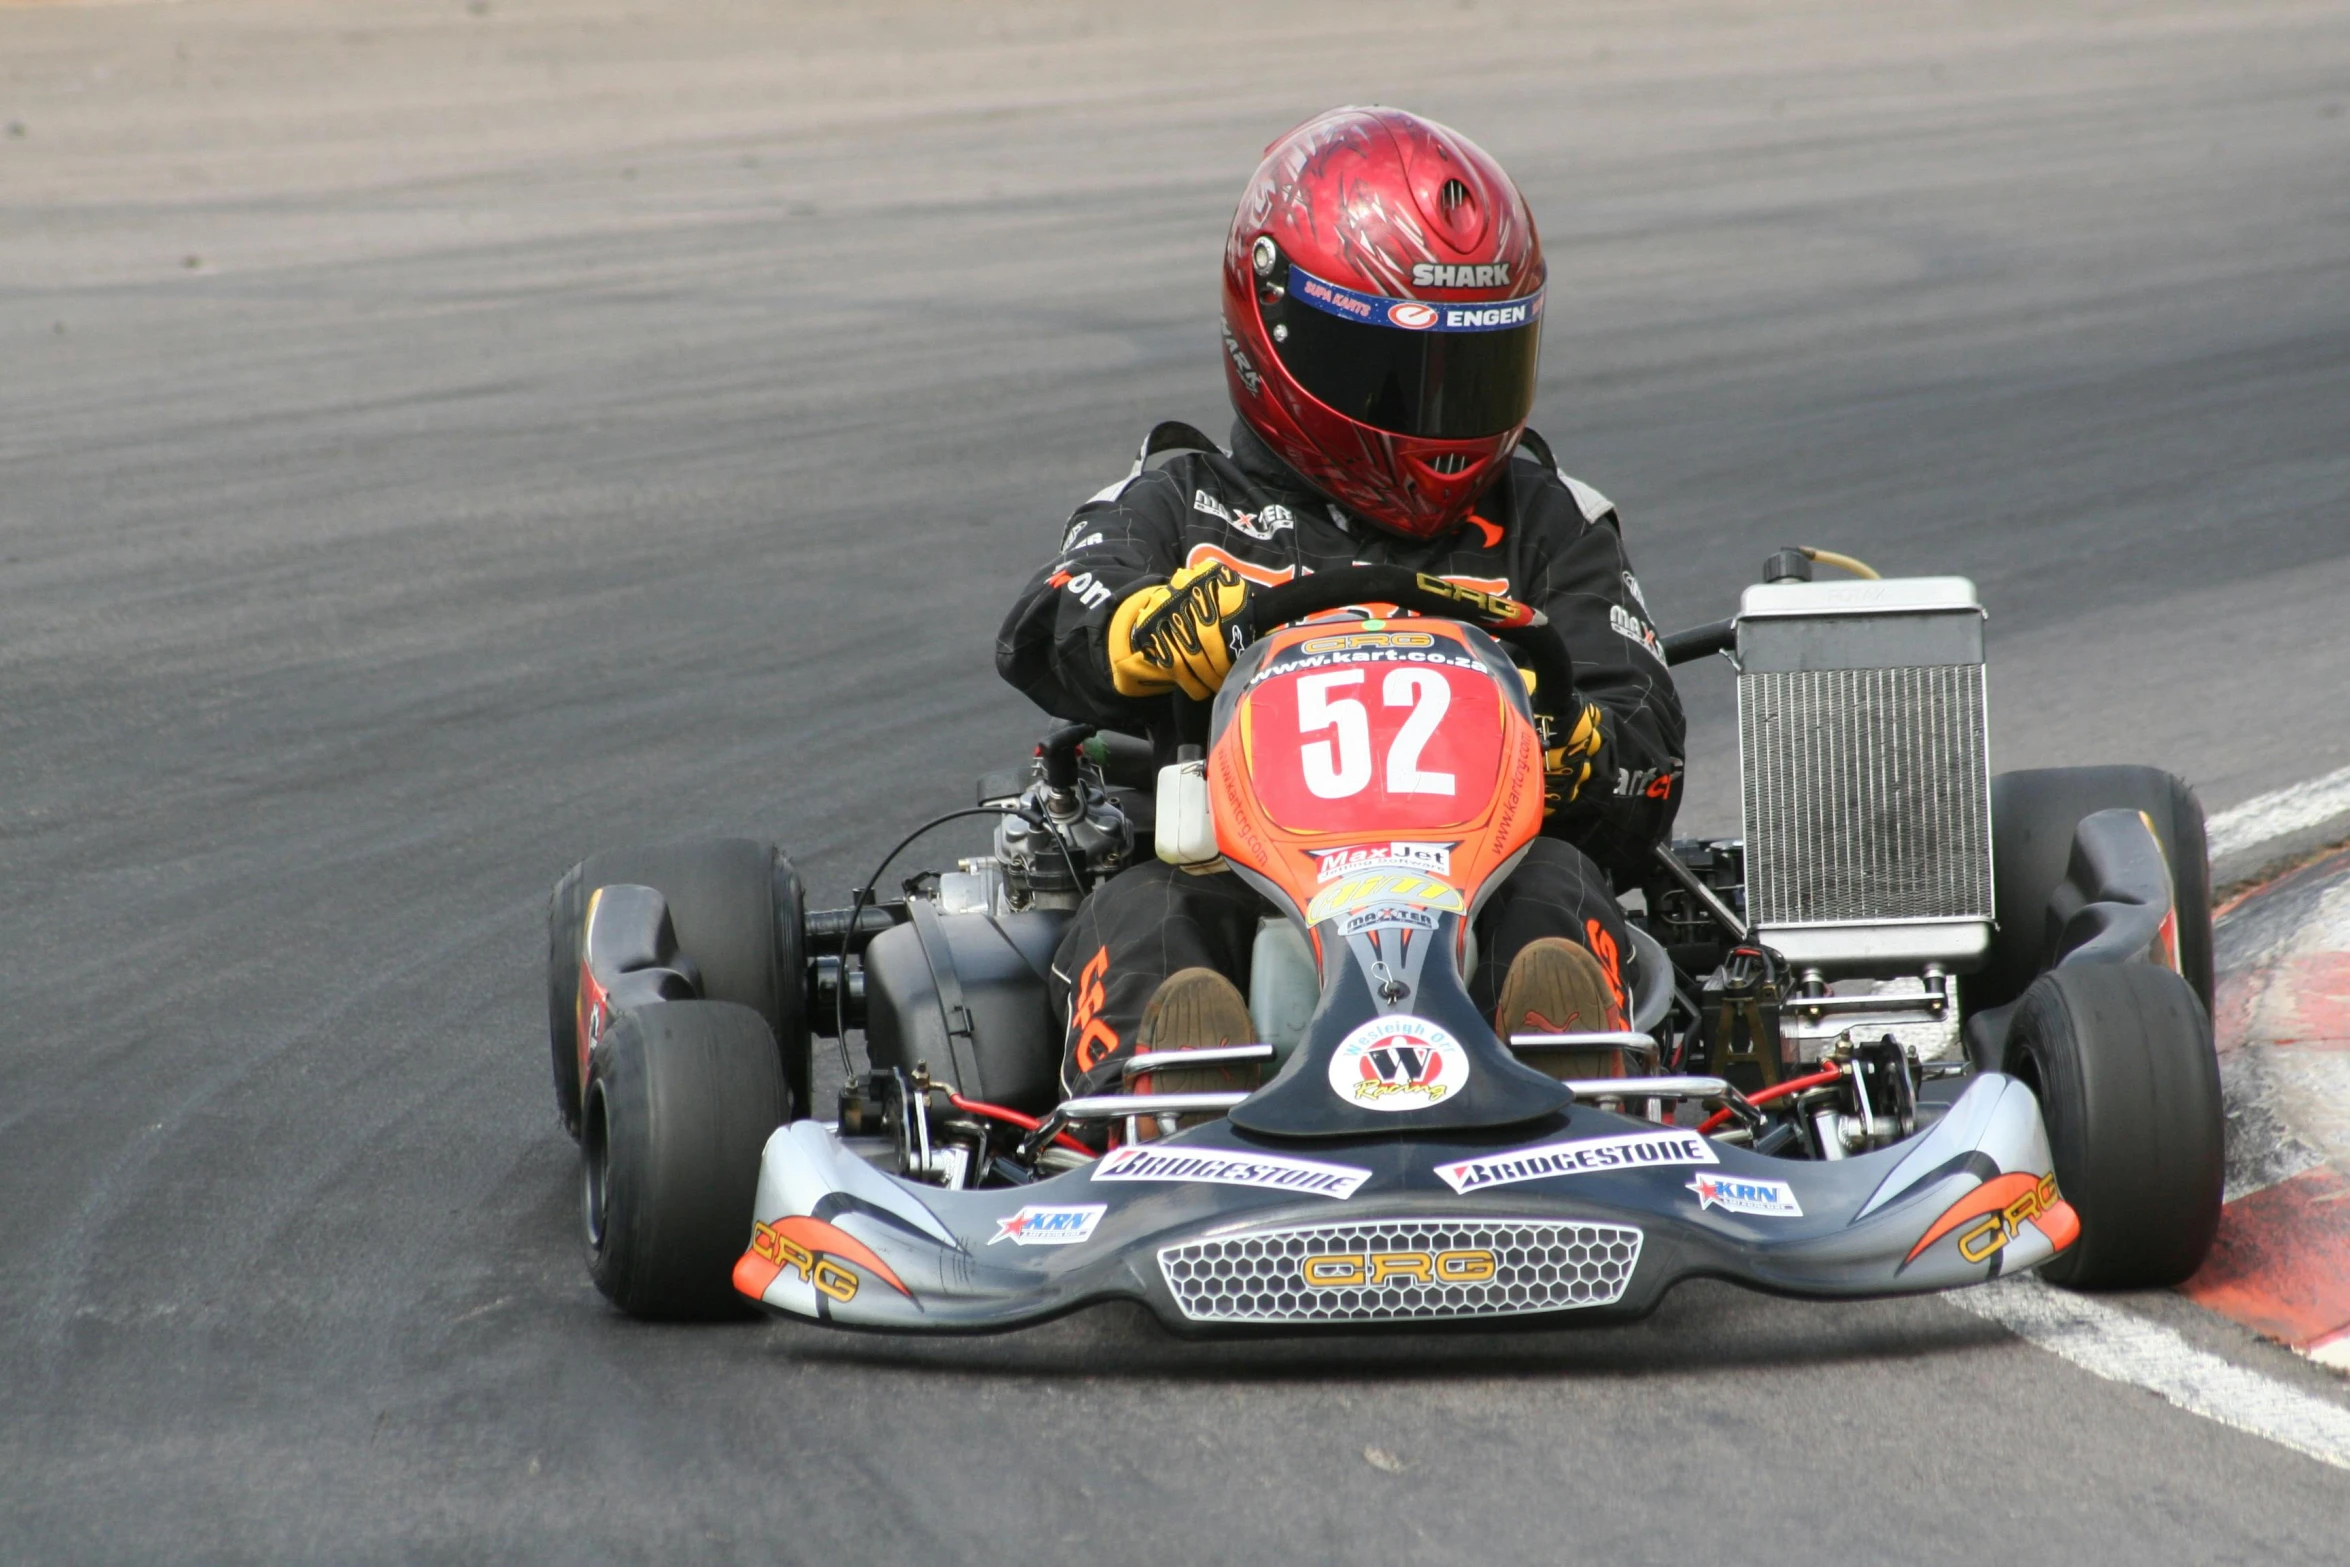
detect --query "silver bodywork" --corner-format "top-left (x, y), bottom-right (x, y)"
top-left (736, 1073), bottom-right (2071, 1332)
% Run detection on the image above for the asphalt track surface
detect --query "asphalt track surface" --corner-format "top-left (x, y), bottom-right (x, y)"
top-left (4, 1), bottom-right (2349, 1560)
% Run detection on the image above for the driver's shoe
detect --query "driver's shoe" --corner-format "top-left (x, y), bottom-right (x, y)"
top-left (1128, 967), bottom-right (1260, 1138)
top-left (1495, 937), bottom-right (1627, 1080)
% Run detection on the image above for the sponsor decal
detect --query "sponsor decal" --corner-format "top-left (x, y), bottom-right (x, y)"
top-left (1328, 1017), bottom-right (1471, 1112)
top-left (1436, 570), bottom-right (1514, 598)
top-left (1584, 919), bottom-right (1627, 1016)
top-left (1070, 946), bottom-right (1119, 1076)
top-left (1621, 570), bottom-right (1651, 614)
top-left (1902, 1171), bottom-right (2079, 1269)
top-left (1305, 870), bottom-right (1467, 926)
top-left (1092, 1144), bottom-right (1371, 1200)
top-left (1251, 645), bottom-right (1488, 688)
top-left (739, 1214), bottom-right (912, 1304)
top-left (1339, 904), bottom-right (1440, 936)
top-left (1312, 841), bottom-right (1454, 882)
top-left (1437, 300), bottom-right (1539, 331)
top-left (1302, 1247), bottom-right (1497, 1287)
top-left (1689, 1171), bottom-right (1803, 1217)
top-left (989, 1203), bottom-right (1107, 1247)
top-left (1049, 568), bottom-right (1116, 610)
top-left (1192, 490), bottom-right (1232, 523)
top-left (1289, 266), bottom-right (1546, 335)
top-left (1293, 267), bottom-right (1377, 321)
top-left (1228, 502), bottom-right (1294, 541)
top-left (1406, 571), bottom-right (1532, 625)
top-left (1610, 603), bottom-right (1666, 666)
top-left (1611, 763), bottom-right (1682, 802)
top-left (1065, 530), bottom-right (1104, 553)
top-left (1434, 1129), bottom-right (1716, 1194)
top-left (1411, 261), bottom-right (1513, 289)
top-left (1301, 630), bottom-right (1437, 654)
top-left (1222, 323), bottom-right (1262, 394)
top-left (1183, 542), bottom-right (1297, 590)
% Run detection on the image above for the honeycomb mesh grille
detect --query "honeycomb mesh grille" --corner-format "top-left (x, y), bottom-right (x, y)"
top-left (1158, 1218), bottom-right (1642, 1324)
top-left (1739, 664), bottom-right (1991, 927)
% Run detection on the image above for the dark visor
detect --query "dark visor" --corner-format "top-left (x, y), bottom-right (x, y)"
top-left (1266, 263), bottom-right (1544, 440)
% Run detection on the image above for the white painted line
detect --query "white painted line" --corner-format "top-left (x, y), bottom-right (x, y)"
top-left (2207, 762), bottom-right (2350, 860)
top-left (1953, 1276), bottom-right (2350, 1471)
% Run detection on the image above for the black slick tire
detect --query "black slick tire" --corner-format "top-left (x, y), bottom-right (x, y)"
top-left (2004, 963), bottom-right (2223, 1289)
top-left (547, 839), bottom-right (810, 1139)
top-left (1980, 766), bottom-right (2213, 1016)
top-left (582, 1000), bottom-right (787, 1320)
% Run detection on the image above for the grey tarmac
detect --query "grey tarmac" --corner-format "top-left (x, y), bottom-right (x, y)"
top-left (3, 1), bottom-right (2348, 1561)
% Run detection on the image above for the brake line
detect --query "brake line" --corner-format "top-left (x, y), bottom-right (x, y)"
top-left (1696, 1065), bottom-right (1847, 1136)
top-left (946, 1092), bottom-right (1097, 1158)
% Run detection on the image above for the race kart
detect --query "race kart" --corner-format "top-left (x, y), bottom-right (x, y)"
top-left (546, 552), bottom-right (2224, 1330)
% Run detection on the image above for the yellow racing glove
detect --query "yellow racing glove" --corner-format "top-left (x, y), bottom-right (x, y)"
top-left (1543, 700), bottom-right (1605, 815)
top-left (1106, 561), bottom-right (1250, 701)
top-left (1107, 581), bottom-right (1178, 697)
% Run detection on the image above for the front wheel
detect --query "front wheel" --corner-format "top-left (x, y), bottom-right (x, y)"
top-left (584, 1000), bottom-right (787, 1320)
top-left (1981, 767), bottom-right (2213, 1016)
top-left (2005, 963), bottom-right (2222, 1289)
top-left (548, 838), bottom-right (810, 1140)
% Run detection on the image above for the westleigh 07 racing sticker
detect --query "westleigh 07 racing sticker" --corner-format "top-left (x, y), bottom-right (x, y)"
top-left (1435, 1129), bottom-right (1715, 1195)
top-left (989, 1204), bottom-right (1106, 1247)
top-left (1091, 1145), bottom-right (1372, 1200)
top-left (1328, 1017), bottom-right (1471, 1112)
top-left (1689, 1171), bottom-right (1803, 1218)
top-left (733, 1215), bottom-right (912, 1306)
top-left (1901, 1171), bottom-right (2079, 1271)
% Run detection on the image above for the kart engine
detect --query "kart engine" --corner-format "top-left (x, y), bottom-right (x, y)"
top-left (954, 726), bottom-right (1140, 915)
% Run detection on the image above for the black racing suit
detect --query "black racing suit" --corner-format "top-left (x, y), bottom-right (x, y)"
top-left (996, 420), bottom-right (1687, 1094)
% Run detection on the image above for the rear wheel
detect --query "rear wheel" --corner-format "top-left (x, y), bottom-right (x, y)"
top-left (2004, 963), bottom-right (2222, 1288)
top-left (548, 839), bottom-right (810, 1139)
top-left (584, 1000), bottom-right (787, 1319)
top-left (1980, 767), bottom-right (2212, 1016)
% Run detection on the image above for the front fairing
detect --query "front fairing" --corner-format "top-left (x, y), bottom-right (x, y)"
top-left (1203, 615), bottom-right (1573, 1138)
top-left (736, 1073), bottom-right (2075, 1333)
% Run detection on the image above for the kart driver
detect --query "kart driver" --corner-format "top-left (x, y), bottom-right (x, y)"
top-left (997, 106), bottom-right (1686, 1096)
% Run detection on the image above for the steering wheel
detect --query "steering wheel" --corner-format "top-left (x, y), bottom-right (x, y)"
top-left (1235, 565), bottom-right (1575, 716)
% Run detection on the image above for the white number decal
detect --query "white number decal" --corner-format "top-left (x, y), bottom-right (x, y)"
top-left (1383, 668), bottom-right (1456, 795)
top-left (1297, 670), bottom-right (1373, 798)
top-left (1295, 667), bottom-right (1456, 798)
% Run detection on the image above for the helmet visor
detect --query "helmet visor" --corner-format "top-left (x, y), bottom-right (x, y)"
top-left (1267, 264), bottom-right (1543, 440)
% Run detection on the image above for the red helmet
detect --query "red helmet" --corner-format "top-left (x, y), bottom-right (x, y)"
top-left (1222, 107), bottom-right (1546, 542)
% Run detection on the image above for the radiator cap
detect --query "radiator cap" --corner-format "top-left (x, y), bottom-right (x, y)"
top-left (1738, 575), bottom-right (1981, 619)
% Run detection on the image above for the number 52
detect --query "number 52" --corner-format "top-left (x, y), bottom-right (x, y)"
top-left (1296, 668), bottom-right (1455, 800)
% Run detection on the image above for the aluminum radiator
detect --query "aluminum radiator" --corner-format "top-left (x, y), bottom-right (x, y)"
top-left (1735, 577), bottom-right (1993, 970)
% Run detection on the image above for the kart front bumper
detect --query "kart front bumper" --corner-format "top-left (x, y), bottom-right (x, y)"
top-left (733, 1073), bottom-right (2077, 1333)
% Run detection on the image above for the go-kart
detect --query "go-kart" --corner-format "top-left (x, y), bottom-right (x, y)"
top-left (546, 554), bottom-right (2224, 1328)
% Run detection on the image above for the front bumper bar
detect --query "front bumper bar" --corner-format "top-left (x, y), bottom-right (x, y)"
top-left (734, 1073), bottom-right (2077, 1333)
